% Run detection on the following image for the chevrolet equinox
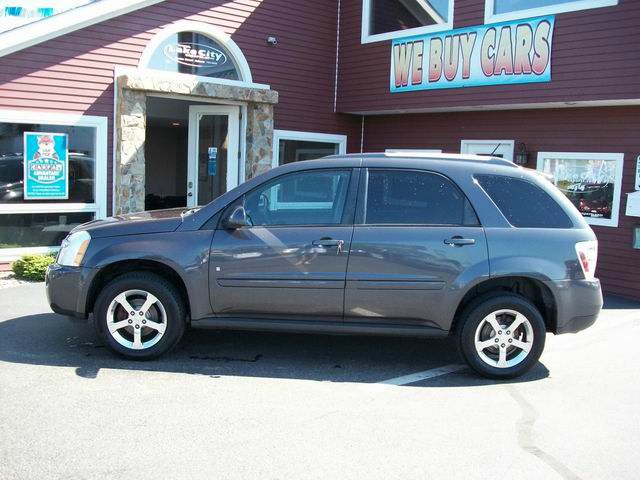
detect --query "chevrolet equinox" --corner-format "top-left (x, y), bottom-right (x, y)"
top-left (46, 153), bottom-right (603, 379)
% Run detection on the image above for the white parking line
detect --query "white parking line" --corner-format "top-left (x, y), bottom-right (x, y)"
top-left (378, 363), bottom-right (466, 386)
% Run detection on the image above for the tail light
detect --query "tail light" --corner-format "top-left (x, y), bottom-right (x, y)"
top-left (575, 240), bottom-right (598, 279)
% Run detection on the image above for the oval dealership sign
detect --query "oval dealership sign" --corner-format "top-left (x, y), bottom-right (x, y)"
top-left (163, 42), bottom-right (228, 68)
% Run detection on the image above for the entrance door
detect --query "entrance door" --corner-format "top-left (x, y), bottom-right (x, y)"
top-left (187, 105), bottom-right (240, 207)
top-left (461, 140), bottom-right (515, 161)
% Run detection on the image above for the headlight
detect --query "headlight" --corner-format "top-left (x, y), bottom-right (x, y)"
top-left (57, 231), bottom-right (91, 267)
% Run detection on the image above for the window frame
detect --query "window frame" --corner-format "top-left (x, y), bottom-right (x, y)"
top-left (484, 0), bottom-right (618, 24)
top-left (536, 151), bottom-right (624, 228)
top-left (272, 130), bottom-right (347, 169)
top-left (0, 109), bottom-right (108, 260)
top-left (221, 168), bottom-right (359, 229)
top-left (361, 0), bottom-right (455, 44)
top-left (356, 168), bottom-right (480, 227)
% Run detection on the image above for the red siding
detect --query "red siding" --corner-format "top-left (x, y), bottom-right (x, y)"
top-left (362, 106), bottom-right (640, 300)
top-left (0, 0), bottom-right (361, 213)
top-left (337, 0), bottom-right (640, 114)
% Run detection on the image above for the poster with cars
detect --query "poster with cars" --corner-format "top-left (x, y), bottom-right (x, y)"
top-left (23, 132), bottom-right (69, 200)
top-left (537, 152), bottom-right (624, 227)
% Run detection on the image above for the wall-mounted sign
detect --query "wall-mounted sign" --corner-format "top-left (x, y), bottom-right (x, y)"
top-left (23, 132), bottom-right (68, 200)
top-left (391, 15), bottom-right (555, 92)
top-left (163, 43), bottom-right (228, 69)
top-left (208, 147), bottom-right (218, 176)
top-left (626, 192), bottom-right (640, 218)
top-left (147, 31), bottom-right (240, 80)
top-left (537, 152), bottom-right (624, 228)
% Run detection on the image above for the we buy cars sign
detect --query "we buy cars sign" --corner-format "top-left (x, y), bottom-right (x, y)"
top-left (391, 16), bottom-right (555, 92)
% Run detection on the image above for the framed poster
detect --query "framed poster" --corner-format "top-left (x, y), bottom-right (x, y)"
top-left (23, 132), bottom-right (69, 200)
top-left (537, 152), bottom-right (624, 227)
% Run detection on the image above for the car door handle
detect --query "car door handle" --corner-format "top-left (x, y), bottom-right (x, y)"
top-left (312, 238), bottom-right (345, 254)
top-left (444, 236), bottom-right (476, 247)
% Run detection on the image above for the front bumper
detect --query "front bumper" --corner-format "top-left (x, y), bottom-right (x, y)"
top-left (45, 263), bottom-right (97, 319)
top-left (544, 278), bottom-right (603, 334)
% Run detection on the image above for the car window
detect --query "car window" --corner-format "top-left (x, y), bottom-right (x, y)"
top-left (475, 174), bottom-right (573, 228)
top-left (364, 169), bottom-right (478, 225)
top-left (243, 169), bottom-right (351, 226)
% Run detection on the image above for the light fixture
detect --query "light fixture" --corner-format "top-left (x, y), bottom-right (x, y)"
top-left (171, 122), bottom-right (181, 127)
top-left (515, 142), bottom-right (529, 165)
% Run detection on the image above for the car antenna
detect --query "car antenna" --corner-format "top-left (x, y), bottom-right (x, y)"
top-left (489, 143), bottom-right (502, 156)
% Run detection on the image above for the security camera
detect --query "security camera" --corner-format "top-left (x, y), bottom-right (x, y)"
top-left (267, 36), bottom-right (278, 45)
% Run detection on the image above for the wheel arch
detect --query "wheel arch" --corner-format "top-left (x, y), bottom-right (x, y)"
top-left (85, 259), bottom-right (191, 320)
top-left (450, 276), bottom-right (558, 335)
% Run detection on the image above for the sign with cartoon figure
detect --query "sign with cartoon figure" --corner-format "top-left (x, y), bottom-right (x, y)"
top-left (391, 15), bottom-right (554, 92)
top-left (24, 132), bottom-right (68, 200)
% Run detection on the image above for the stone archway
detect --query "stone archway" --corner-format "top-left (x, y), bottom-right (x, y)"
top-left (114, 70), bottom-right (278, 214)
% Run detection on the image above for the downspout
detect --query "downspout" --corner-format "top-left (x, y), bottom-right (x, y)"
top-left (333, 0), bottom-right (341, 113)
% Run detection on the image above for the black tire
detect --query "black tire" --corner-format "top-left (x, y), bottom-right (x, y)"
top-left (457, 293), bottom-right (546, 379)
top-left (94, 272), bottom-right (186, 360)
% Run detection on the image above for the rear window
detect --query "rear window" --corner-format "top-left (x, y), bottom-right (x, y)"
top-left (475, 174), bottom-right (573, 228)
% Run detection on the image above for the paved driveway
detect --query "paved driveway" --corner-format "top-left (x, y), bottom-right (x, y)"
top-left (0, 283), bottom-right (639, 480)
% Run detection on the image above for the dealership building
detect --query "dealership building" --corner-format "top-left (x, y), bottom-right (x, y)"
top-left (0, 0), bottom-right (638, 299)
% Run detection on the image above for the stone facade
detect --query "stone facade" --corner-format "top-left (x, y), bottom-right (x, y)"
top-left (115, 71), bottom-right (278, 214)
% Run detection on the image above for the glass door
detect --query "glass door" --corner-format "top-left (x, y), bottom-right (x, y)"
top-left (187, 105), bottom-right (240, 207)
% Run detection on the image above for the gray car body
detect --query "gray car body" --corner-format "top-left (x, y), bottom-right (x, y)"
top-left (46, 154), bottom-right (603, 336)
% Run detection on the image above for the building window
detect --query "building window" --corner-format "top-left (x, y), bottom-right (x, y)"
top-left (485, 0), bottom-right (618, 23)
top-left (536, 151), bottom-right (624, 228)
top-left (0, 110), bottom-right (107, 259)
top-left (138, 21), bottom-right (255, 84)
top-left (273, 131), bottom-right (347, 168)
top-left (145, 31), bottom-right (241, 80)
top-left (362, 0), bottom-right (454, 44)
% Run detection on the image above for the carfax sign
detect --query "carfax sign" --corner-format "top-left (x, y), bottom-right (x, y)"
top-left (23, 132), bottom-right (68, 200)
top-left (391, 16), bottom-right (554, 92)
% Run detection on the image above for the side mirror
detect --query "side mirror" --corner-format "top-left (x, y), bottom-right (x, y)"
top-left (223, 206), bottom-right (250, 229)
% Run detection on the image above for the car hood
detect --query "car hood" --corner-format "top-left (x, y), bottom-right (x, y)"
top-left (75, 208), bottom-right (190, 239)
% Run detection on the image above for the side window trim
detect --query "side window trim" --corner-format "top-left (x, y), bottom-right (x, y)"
top-left (356, 167), bottom-right (481, 227)
top-left (216, 167), bottom-right (358, 229)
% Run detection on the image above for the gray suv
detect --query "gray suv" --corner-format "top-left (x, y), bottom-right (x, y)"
top-left (46, 153), bottom-right (602, 379)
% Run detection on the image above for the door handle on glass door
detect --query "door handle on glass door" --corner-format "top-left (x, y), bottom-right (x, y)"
top-left (444, 236), bottom-right (475, 247)
top-left (312, 238), bottom-right (345, 254)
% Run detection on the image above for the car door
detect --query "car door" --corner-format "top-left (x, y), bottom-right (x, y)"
top-left (210, 168), bottom-right (358, 322)
top-left (345, 168), bottom-right (489, 329)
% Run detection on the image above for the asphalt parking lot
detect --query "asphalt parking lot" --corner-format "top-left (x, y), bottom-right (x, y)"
top-left (1, 283), bottom-right (639, 480)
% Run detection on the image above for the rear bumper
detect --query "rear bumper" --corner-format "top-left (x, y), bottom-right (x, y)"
top-left (45, 263), bottom-right (96, 319)
top-left (545, 278), bottom-right (603, 334)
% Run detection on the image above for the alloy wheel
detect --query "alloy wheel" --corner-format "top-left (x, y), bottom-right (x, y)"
top-left (474, 309), bottom-right (534, 369)
top-left (106, 289), bottom-right (167, 350)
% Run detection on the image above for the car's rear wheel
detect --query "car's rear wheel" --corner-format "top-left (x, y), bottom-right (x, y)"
top-left (94, 272), bottom-right (186, 359)
top-left (457, 294), bottom-right (546, 379)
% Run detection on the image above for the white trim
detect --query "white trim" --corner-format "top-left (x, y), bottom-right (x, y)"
top-left (461, 140), bottom-right (515, 162)
top-left (272, 130), bottom-right (348, 168)
top-left (138, 20), bottom-right (254, 83)
top-left (536, 151), bottom-right (625, 228)
top-left (0, 109), bottom-right (107, 257)
top-left (361, 0), bottom-right (454, 44)
top-left (346, 98), bottom-right (640, 116)
top-left (0, 0), bottom-right (164, 58)
top-left (0, 246), bottom-right (59, 263)
top-left (485, 0), bottom-right (618, 24)
top-left (116, 65), bottom-right (269, 92)
top-left (187, 105), bottom-right (240, 207)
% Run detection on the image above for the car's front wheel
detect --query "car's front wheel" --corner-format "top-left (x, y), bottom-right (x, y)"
top-left (94, 272), bottom-right (186, 359)
top-left (457, 294), bottom-right (546, 379)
